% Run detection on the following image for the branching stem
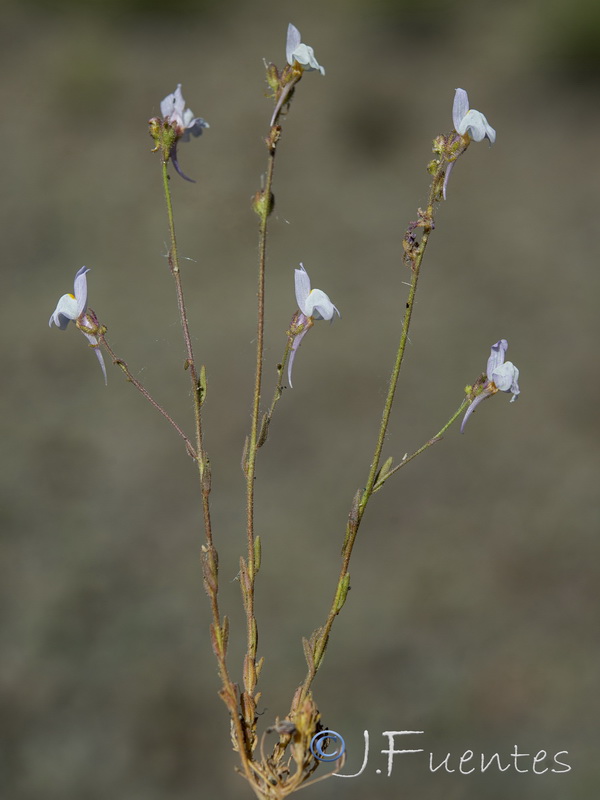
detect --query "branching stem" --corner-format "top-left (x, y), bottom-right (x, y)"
top-left (294, 155), bottom-right (460, 705)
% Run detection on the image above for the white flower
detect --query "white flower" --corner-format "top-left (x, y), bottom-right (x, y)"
top-left (158, 84), bottom-right (209, 181)
top-left (49, 266), bottom-right (107, 384)
top-left (160, 84), bottom-right (209, 142)
top-left (294, 264), bottom-right (339, 320)
top-left (453, 88), bottom-right (496, 143)
top-left (461, 339), bottom-right (519, 433)
top-left (49, 266), bottom-right (89, 330)
top-left (288, 264), bottom-right (339, 387)
top-left (286, 23), bottom-right (325, 75)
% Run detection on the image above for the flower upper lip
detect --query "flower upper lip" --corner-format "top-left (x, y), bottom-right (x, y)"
top-left (460, 339), bottom-right (520, 433)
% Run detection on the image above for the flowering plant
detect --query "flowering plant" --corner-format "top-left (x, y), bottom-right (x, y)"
top-left (48, 21), bottom-right (520, 800)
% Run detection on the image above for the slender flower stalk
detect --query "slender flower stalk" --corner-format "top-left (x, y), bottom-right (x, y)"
top-left (375, 399), bottom-right (469, 488)
top-left (98, 332), bottom-right (197, 457)
top-left (240, 124), bottom-right (278, 753)
top-left (257, 337), bottom-right (293, 450)
top-left (160, 158), bottom-right (255, 780)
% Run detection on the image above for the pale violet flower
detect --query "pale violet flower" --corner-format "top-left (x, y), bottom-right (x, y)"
top-left (453, 88), bottom-right (496, 143)
top-left (160, 84), bottom-right (209, 141)
top-left (288, 264), bottom-right (339, 387)
top-left (286, 23), bottom-right (325, 75)
top-left (270, 24), bottom-right (325, 126)
top-left (295, 264), bottom-right (339, 321)
top-left (49, 266), bottom-right (107, 384)
top-left (444, 87), bottom-right (496, 199)
top-left (159, 84), bottom-right (209, 182)
top-left (461, 339), bottom-right (520, 433)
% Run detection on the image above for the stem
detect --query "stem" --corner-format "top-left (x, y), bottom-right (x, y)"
top-left (382, 399), bottom-right (468, 483)
top-left (98, 334), bottom-right (196, 458)
top-left (161, 161), bottom-right (206, 466)
top-left (241, 127), bottom-right (279, 730)
top-left (295, 158), bottom-right (449, 704)
top-left (257, 335), bottom-right (293, 449)
top-left (161, 161), bottom-right (255, 778)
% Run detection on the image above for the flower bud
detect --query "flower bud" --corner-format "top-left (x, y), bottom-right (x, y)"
top-left (252, 189), bottom-right (275, 219)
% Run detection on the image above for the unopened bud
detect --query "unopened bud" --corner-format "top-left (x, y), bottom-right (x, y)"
top-left (265, 61), bottom-right (280, 93)
top-left (252, 189), bottom-right (275, 219)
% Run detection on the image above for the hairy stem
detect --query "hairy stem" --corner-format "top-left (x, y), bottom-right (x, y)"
top-left (241, 125), bottom-right (280, 738)
top-left (257, 335), bottom-right (293, 449)
top-left (161, 161), bottom-right (255, 777)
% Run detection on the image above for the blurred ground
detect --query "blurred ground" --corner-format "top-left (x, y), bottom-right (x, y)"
top-left (1, 0), bottom-right (600, 798)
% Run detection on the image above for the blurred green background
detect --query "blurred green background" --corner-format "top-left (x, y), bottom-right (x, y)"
top-left (2, 0), bottom-right (599, 798)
